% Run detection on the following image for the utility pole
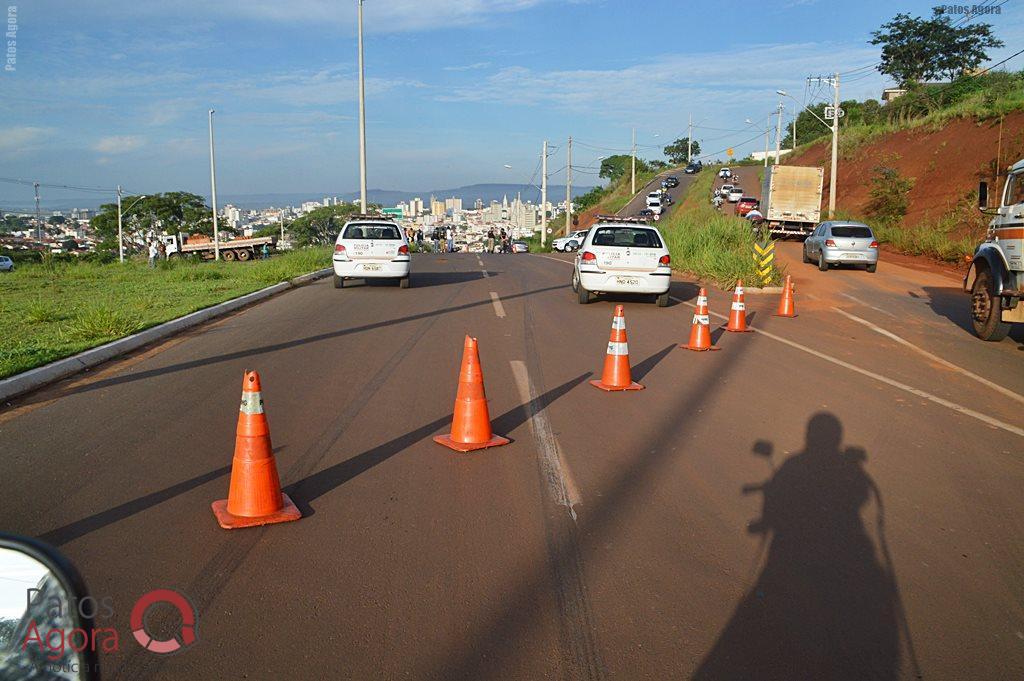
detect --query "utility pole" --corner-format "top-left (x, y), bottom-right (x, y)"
top-left (541, 140), bottom-right (548, 247)
top-left (630, 127), bottom-right (636, 195)
top-left (208, 109), bottom-right (220, 260)
top-left (762, 115), bottom-right (770, 168)
top-left (33, 182), bottom-right (41, 241)
top-left (357, 0), bottom-right (368, 213)
top-left (687, 113), bottom-right (693, 163)
top-left (807, 72), bottom-right (841, 218)
top-left (792, 116), bottom-right (797, 151)
top-left (774, 101), bottom-right (784, 164)
top-left (116, 186), bottom-right (124, 263)
top-left (565, 136), bottom-right (573, 237)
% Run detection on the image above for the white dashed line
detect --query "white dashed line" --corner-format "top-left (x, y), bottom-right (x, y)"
top-left (489, 291), bottom-right (506, 318)
top-left (510, 360), bottom-right (582, 520)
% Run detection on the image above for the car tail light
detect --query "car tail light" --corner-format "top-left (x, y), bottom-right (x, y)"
top-left (581, 251), bottom-right (596, 262)
top-left (825, 239), bottom-right (836, 247)
top-left (869, 240), bottom-right (879, 248)
top-left (659, 254), bottom-right (671, 265)
top-left (398, 244), bottom-right (409, 254)
top-left (334, 244), bottom-right (346, 253)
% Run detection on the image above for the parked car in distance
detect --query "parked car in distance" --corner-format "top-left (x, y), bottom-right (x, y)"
top-left (511, 240), bottom-right (529, 253)
top-left (572, 222), bottom-right (673, 306)
top-left (0, 255), bottom-right (13, 272)
top-left (719, 167), bottom-right (732, 179)
top-left (803, 221), bottom-right (879, 272)
top-left (684, 163), bottom-right (702, 174)
top-left (552, 230), bottom-right (589, 252)
top-left (736, 197), bottom-right (759, 216)
top-left (727, 187), bottom-right (744, 202)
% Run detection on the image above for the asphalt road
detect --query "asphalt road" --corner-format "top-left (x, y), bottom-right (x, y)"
top-left (2, 250), bottom-right (1023, 680)
top-left (616, 166), bottom-right (696, 220)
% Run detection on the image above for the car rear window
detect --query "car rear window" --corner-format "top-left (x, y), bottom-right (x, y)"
top-left (830, 226), bottom-right (873, 238)
top-left (343, 223), bottom-right (401, 239)
top-left (592, 227), bottom-right (663, 248)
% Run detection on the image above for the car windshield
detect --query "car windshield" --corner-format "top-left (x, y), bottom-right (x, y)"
top-left (830, 226), bottom-right (873, 238)
top-left (343, 223), bottom-right (401, 239)
top-left (592, 226), bottom-right (663, 248)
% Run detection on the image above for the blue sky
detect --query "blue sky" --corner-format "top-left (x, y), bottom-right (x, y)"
top-left (2, 0), bottom-right (1022, 209)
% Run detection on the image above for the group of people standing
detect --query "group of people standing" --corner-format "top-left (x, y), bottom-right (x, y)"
top-left (400, 225), bottom-right (515, 254)
top-left (485, 228), bottom-right (513, 254)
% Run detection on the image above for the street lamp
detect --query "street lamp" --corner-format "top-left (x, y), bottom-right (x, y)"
top-left (117, 191), bottom-right (148, 263)
top-left (357, 0), bottom-right (368, 213)
top-left (777, 88), bottom-right (838, 218)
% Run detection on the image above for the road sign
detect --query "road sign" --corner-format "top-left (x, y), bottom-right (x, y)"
top-left (382, 207), bottom-right (404, 218)
top-left (753, 239), bottom-right (776, 286)
top-left (726, 148), bottom-right (734, 157)
top-left (824, 106), bottom-right (845, 120)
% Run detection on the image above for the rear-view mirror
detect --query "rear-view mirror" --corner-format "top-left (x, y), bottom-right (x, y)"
top-left (978, 181), bottom-right (988, 209)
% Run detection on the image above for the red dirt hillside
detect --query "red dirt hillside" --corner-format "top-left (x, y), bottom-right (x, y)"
top-left (784, 112), bottom-right (1024, 229)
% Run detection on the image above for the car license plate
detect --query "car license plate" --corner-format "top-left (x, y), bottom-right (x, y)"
top-left (844, 253), bottom-right (862, 259)
top-left (363, 263), bottom-right (382, 271)
top-left (616, 276), bottom-right (640, 285)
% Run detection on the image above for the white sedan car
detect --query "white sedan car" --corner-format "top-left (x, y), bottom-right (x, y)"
top-left (552, 230), bottom-right (588, 252)
top-left (333, 219), bottom-right (411, 288)
top-left (572, 222), bottom-right (672, 306)
top-left (719, 167), bottom-right (732, 179)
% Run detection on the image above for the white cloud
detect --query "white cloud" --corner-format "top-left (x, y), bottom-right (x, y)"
top-left (93, 135), bottom-right (146, 154)
top-left (0, 127), bottom-right (53, 153)
top-left (444, 61), bottom-right (492, 72)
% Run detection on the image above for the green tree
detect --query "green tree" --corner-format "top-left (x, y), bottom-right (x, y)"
top-left (870, 10), bottom-right (1003, 86)
top-left (49, 215), bottom-right (67, 225)
top-left (866, 164), bottom-right (915, 222)
top-left (288, 204), bottom-right (366, 246)
top-left (599, 154), bottom-right (648, 182)
top-left (90, 192), bottom-right (218, 254)
top-left (663, 137), bottom-right (700, 165)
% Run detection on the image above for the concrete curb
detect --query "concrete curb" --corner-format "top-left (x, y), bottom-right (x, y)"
top-left (0, 267), bottom-right (333, 404)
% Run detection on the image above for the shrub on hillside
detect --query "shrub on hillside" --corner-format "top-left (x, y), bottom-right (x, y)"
top-left (866, 165), bottom-right (915, 223)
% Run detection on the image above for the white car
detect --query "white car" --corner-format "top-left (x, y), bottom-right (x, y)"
top-left (719, 184), bottom-right (734, 196)
top-left (572, 221), bottom-right (672, 306)
top-left (0, 255), bottom-right (13, 272)
top-left (728, 187), bottom-right (744, 202)
top-left (333, 219), bottom-right (411, 288)
top-left (553, 230), bottom-right (588, 252)
top-left (719, 167), bottom-right (732, 179)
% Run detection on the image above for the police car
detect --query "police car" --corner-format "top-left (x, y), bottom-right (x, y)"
top-left (332, 217), bottom-right (411, 288)
top-left (572, 218), bottom-right (672, 306)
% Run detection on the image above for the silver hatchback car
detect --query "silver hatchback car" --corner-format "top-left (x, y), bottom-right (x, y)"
top-left (803, 221), bottom-right (879, 273)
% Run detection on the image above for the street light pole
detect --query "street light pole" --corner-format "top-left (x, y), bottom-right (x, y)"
top-left (117, 185), bottom-right (124, 263)
top-left (357, 0), bottom-right (368, 213)
top-left (630, 127), bottom-right (636, 196)
top-left (774, 100), bottom-right (784, 164)
top-left (208, 109), bottom-right (220, 261)
top-left (541, 140), bottom-right (548, 247)
top-left (565, 135), bottom-right (572, 237)
top-left (829, 72), bottom-right (840, 219)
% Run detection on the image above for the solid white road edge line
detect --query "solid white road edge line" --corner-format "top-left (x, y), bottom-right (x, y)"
top-left (510, 360), bottom-right (582, 521)
top-left (833, 307), bottom-right (1024, 406)
top-left (489, 292), bottom-right (506, 318)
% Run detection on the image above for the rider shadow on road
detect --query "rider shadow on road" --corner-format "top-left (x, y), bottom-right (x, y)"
top-left (693, 412), bottom-right (915, 681)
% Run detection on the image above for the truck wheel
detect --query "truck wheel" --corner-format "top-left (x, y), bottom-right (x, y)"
top-left (334, 274), bottom-right (344, 289)
top-left (817, 251), bottom-right (828, 272)
top-left (236, 249), bottom-right (251, 261)
top-left (970, 269), bottom-right (1011, 341)
top-left (167, 252), bottom-right (180, 260)
top-left (222, 250), bottom-right (236, 262)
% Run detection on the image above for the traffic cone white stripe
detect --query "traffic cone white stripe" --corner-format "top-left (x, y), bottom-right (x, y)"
top-left (697, 295), bottom-right (708, 306)
top-left (611, 317), bottom-right (626, 330)
top-left (239, 391), bottom-right (264, 415)
top-left (607, 341), bottom-right (629, 356)
top-left (692, 314), bottom-right (710, 325)
top-left (731, 302), bottom-right (745, 311)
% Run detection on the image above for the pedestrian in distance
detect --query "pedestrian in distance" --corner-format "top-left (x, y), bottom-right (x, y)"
top-left (487, 228), bottom-right (495, 254)
top-left (416, 229), bottom-right (424, 249)
top-left (445, 226), bottom-right (454, 253)
top-left (431, 228), bottom-right (440, 253)
top-left (148, 240), bottom-right (159, 268)
top-left (261, 243), bottom-right (270, 259)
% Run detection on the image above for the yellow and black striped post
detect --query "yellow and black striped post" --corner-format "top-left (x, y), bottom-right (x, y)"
top-left (753, 239), bottom-right (775, 286)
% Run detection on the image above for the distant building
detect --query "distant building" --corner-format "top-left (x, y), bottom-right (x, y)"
top-left (881, 88), bottom-right (907, 103)
top-left (430, 196), bottom-right (445, 216)
top-left (444, 197), bottom-right (463, 212)
top-left (409, 197), bottom-right (424, 217)
top-left (474, 198), bottom-right (483, 210)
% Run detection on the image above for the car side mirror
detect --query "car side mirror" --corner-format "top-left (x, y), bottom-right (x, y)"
top-left (0, 534), bottom-right (99, 680)
top-left (978, 181), bottom-right (988, 209)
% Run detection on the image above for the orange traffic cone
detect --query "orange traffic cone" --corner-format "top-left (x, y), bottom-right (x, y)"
top-left (681, 288), bottom-right (721, 352)
top-left (723, 280), bottom-right (753, 332)
top-left (211, 371), bottom-right (301, 529)
top-left (434, 336), bottom-right (511, 452)
top-left (590, 305), bottom-right (644, 391)
top-left (774, 275), bottom-right (797, 318)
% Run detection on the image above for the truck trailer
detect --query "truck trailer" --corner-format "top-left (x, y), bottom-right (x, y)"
top-left (760, 165), bottom-right (824, 237)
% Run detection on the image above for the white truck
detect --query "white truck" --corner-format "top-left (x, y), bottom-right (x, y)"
top-left (760, 165), bottom-right (824, 236)
top-left (965, 158), bottom-right (1024, 341)
top-left (158, 233), bottom-right (275, 261)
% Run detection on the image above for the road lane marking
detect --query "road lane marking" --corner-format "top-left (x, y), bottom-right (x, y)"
top-left (535, 254), bottom-right (574, 265)
top-left (833, 307), bottom-right (1024, 406)
top-left (669, 296), bottom-right (1024, 438)
top-left (510, 360), bottom-right (582, 520)
top-left (839, 292), bottom-right (896, 317)
top-left (481, 269), bottom-right (490, 278)
top-left (476, 255), bottom-right (484, 267)
top-left (489, 291), bottom-right (506, 318)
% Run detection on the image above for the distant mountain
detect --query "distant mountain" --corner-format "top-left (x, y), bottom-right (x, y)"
top-left (2, 183), bottom-right (597, 214)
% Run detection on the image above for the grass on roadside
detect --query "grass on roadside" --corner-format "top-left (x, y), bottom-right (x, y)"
top-left (658, 167), bottom-right (784, 288)
top-left (0, 247), bottom-right (332, 379)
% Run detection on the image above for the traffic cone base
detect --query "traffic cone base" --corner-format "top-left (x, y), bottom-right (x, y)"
top-left (435, 336), bottom-right (510, 453)
top-left (211, 493), bottom-right (301, 529)
top-left (433, 433), bottom-right (511, 453)
top-left (680, 343), bottom-right (721, 352)
top-left (589, 378), bottom-right (644, 391)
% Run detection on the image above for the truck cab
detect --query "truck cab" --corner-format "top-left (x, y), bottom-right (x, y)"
top-left (965, 158), bottom-right (1024, 341)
